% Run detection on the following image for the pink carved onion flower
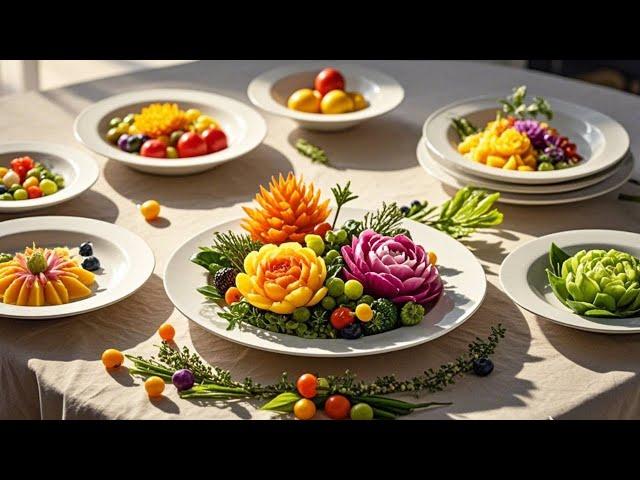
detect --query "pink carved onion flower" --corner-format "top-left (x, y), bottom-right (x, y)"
top-left (340, 229), bottom-right (443, 305)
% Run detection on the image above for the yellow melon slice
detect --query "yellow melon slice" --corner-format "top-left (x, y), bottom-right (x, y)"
top-left (44, 282), bottom-right (62, 305)
top-left (27, 281), bottom-right (45, 306)
top-left (52, 280), bottom-right (69, 304)
top-left (16, 279), bottom-right (31, 306)
top-left (3, 277), bottom-right (25, 304)
top-left (60, 276), bottom-right (92, 300)
top-left (0, 273), bottom-right (18, 296)
top-left (65, 267), bottom-right (95, 286)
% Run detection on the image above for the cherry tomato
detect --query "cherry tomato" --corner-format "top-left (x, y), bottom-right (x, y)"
top-left (330, 307), bottom-right (354, 330)
top-left (140, 200), bottom-right (161, 221)
top-left (11, 156), bottom-right (34, 171)
top-left (313, 222), bottom-right (332, 238)
top-left (294, 398), bottom-right (316, 420)
top-left (324, 394), bottom-right (351, 420)
top-left (202, 128), bottom-right (228, 153)
top-left (12, 164), bottom-right (28, 182)
top-left (140, 139), bottom-right (167, 158)
top-left (296, 373), bottom-right (318, 398)
top-left (101, 348), bottom-right (124, 369)
top-left (177, 131), bottom-right (207, 158)
top-left (158, 322), bottom-right (175, 341)
top-left (224, 287), bottom-right (242, 304)
top-left (144, 376), bottom-right (165, 398)
top-left (314, 68), bottom-right (345, 97)
top-left (27, 186), bottom-right (43, 199)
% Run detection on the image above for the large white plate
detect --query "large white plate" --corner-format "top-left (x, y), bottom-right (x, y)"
top-left (164, 207), bottom-right (486, 357)
top-left (0, 142), bottom-right (99, 213)
top-left (74, 89), bottom-right (267, 176)
top-left (421, 138), bottom-right (625, 194)
top-left (417, 139), bottom-right (634, 205)
top-left (500, 230), bottom-right (640, 334)
top-left (423, 95), bottom-right (630, 185)
top-left (247, 63), bottom-right (404, 132)
top-left (0, 216), bottom-right (154, 319)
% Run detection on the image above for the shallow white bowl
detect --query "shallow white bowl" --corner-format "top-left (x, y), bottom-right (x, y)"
top-left (74, 89), bottom-right (267, 176)
top-left (0, 216), bottom-right (154, 319)
top-left (164, 207), bottom-right (486, 357)
top-left (500, 230), bottom-right (640, 334)
top-left (417, 139), bottom-right (634, 206)
top-left (423, 95), bottom-right (629, 185)
top-left (247, 63), bottom-right (404, 132)
top-left (0, 142), bottom-right (99, 213)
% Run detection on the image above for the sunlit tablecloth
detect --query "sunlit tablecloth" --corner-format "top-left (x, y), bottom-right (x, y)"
top-left (1, 60), bottom-right (639, 420)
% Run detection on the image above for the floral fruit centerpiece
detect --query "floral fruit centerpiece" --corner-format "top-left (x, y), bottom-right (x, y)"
top-left (104, 103), bottom-right (228, 159)
top-left (547, 243), bottom-right (640, 318)
top-left (453, 85), bottom-right (582, 172)
top-left (192, 173), bottom-right (503, 340)
top-left (0, 245), bottom-right (96, 306)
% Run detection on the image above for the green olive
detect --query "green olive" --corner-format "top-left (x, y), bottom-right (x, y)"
top-left (123, 113), bottom-right (135, 125)
top-left (166, 146), bottom-right (179, 159)
top-left (556, 161), bottom-right (570, 169)
top-left (26, 167), bottom-right (41, 178)
top-left (108, 117), bottom-right (122, 128)
top-left (0, 192), bottom-right (13, 201)
top-left (39, 170), bottom-right (55, 181)
top-left (170, 130), bottom-right (184, 146)
top-left (537, 162), bottom-right (554, 171)
top-left (9, 184), bottom-right (22, 193)
top-left (106, 127), bottom-right (121, 143)
top-left (54, 175), bottom-right (65, 188)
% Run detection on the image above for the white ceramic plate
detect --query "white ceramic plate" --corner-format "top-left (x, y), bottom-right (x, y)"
top-left (247, 63), bottom-right (404, 132)
top-left (0, 142), bottom-right (99, 213)
top-left (417, 139), bottom-right (634, 205)
top-left (164, 207), bottom-right (486, 357)
top-left (0, 216), bottom-right (154, 319)
top-left (500, 230), bottom-right (640, 333)
top-left (74, 89), bottom-right (267, 176)
top-left (423, 95), bottom-right (630, 185)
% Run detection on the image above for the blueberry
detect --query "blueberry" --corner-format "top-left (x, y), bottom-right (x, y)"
top-left (340, 322), bottom-right (363, 340)
top-left (82, 256), bottom-right (101, 271)
top-left (0, 186), bottom-right (6, 195)
top-left (411, 200), bottom-right (421, 207)
top-left (400, 206), bottom-right (410, 215)
top-left (79, 241), bottom-right (93, 257)
top-left (472, 358), bottom-right (494, 377)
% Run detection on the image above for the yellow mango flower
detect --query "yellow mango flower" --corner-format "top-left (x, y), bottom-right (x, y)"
top-left (494, 128), bottom-right (531, 156)
top-left (235, 242), bottom-right (328, 314)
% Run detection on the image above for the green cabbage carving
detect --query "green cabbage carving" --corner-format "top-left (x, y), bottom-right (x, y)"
top-left (546, 243), bottom-right (640, 318)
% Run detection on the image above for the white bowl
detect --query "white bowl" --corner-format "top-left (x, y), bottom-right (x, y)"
top-left (0, 142), bottom-right (99, 213)
top-left (417, 139), bottom-right (634, 205)
top-left (163, 207), bottom-right (486, 358)
top-left (423, 95), bottom-right (630, 185)
top-left (247, 63), bottom-right (404, 132)
top-left (500, 229), bottom-right (640, 334)
top-left (0, 216), bottom-right (155, 320)
top-left (74, 89), bottom-right (267, 176)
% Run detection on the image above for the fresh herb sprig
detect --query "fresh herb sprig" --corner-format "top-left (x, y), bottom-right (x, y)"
top-left (452, 117), bottom-right (478, 141)
top-left (125, 324), bottom-right (505, 418)
top-left (192, 232), bottom-right (262, 274)
top-left (295, 139), bottom-right (329, 166)
top-left (330, 181), bottom-right (359, 229)
top-left (499, 85), bottom-right (553, 120)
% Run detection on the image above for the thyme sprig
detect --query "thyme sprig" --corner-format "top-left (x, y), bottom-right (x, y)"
top-left (330, 181), bottom-right (359, 229)
top-left (295, 138), bottom-right (329, 165)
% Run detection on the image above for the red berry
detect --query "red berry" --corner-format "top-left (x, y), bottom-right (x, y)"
top-left (27, 186), bottom-right (43, 199)
top-left (201, 128), bottom-right (228, 153)
top-left (330, 307), bottom-right (354, 330)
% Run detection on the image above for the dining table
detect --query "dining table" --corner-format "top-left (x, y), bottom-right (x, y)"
top-left (1, 60), bottom-right (639, 420)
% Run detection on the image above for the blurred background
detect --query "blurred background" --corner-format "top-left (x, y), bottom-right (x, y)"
top-left (1, 60), bottom-right (639, 96)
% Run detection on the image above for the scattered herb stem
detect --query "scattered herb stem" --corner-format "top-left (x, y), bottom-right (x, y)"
top-left (295, 139), bottom-right (329, 165)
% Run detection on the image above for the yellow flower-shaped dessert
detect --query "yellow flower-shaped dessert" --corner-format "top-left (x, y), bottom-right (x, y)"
top-left (493, 128), bottom-right (531, 156)
top-left (241, 173), bottom-right (331, 245)
top-left (134, 103), bottom-right (190, 138)
top-left (235, 242), bottom-right (328, 314)
top-left (0, 246), bottom-right (95, 306)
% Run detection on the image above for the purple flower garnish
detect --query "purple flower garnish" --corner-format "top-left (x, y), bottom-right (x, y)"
top-left (514, 120), bottom-right (547, 149)
top-left (544, 145), bottom-right (565, 161)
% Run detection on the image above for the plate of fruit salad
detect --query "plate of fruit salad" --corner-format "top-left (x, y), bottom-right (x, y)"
top-left (0, 142), bottom-right (99, 213)
top-left (0, 216), bottom-right (154, 319)
top-left (423, 86), bottom-right (630, 185)
top-left (164, 173), bottom-right (486, 357)
top-left (248, 64), bottom-right (404, 131)
top-left (74, 89), bottom-right (267, 175)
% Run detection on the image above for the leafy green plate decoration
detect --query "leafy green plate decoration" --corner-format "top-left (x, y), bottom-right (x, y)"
top-left (546, 243), bottom-right (640, 318)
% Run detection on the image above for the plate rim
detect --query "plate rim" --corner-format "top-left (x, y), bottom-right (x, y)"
top-left (0, 216), bottom-right (155, 319)
top-left (499, 229), bottom-right (640, 333)
top-left (73, 88), bottom-right (267, 170)
top-left (423, 94), bottom-right (630, 185)
top-left (163, 207), bottom-right (487, 357)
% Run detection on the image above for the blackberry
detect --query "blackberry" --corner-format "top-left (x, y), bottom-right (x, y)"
top-left (213, 267), bottom-right (238, 294)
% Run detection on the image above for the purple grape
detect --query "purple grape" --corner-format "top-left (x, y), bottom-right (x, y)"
top-left (171, 369), bottom-right (195, 391)
top-left (117, 134), bottom-right (129, 151)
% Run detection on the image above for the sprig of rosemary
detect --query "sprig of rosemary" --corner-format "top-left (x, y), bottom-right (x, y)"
top-left (330, 181), bottom-right (359, 229)
top-left (499, 85), bottom-right (553, 120)
top-left (295, 138), bottom-right (329, 165)
top-left (194, 231), bottom-right (262, 273)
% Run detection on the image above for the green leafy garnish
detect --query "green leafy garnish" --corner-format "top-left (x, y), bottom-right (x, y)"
top-left (197, 285), bottom-right (223, 302)
top-left (295, 138), bottom-right (329, 165)
top-left (192, 231), bottom-right (261, 274)
top-left (261, 392), bottom-right (301, 412)
top-left (330, 181), bottom-right (359, 229)
top-left (499, 85), bottom-right (553, 120)
top-left (451, 117), bottom-right (478, 141)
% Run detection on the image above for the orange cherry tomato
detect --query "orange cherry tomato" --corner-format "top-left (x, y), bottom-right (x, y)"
top-left (140, 200), bottom-right (161, 221)
top-left (324, 394), bottom-right (351, 420)
top-left (294, 398), bottom-right (316, 420)
top-left (224, 287), bottom-right (242, 304)
top-left (144, 376), bottom-right (165, 398)
top-left (158, 322), bottom-right (175, 341)
top-left (296, 373), bottom-right (318, 398)
top-left (101, 348), bottom-right (124, 369)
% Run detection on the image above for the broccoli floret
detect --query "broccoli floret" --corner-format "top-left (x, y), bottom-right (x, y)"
top-left (400, 301), bottom-right (425, 326)
top-left (363, 298), bottom-right (398, 336)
